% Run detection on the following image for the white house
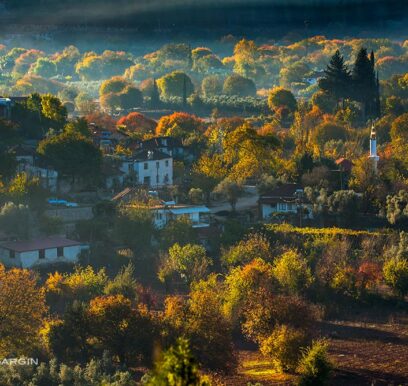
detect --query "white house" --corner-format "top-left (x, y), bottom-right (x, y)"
top-left (258, 183), bottom-right (313, 221)
top-left (151, 202), bottom-right (211, 229)
top-left (118, 150), bottom-right (173, 188)
top-left (0, 237), bottom-right (89, 268)
top-left (13, 145), bottom-right (59, 193)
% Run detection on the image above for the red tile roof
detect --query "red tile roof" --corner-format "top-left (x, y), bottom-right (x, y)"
top-left (0, 237), bottom-right (85, 253)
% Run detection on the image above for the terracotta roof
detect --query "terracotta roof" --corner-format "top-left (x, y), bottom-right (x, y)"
top-left (0, 237), bottom-right (85, 253)
top-left (335, 158), bottom-right (353, 172)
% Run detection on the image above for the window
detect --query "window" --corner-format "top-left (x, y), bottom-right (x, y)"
top-left (57, 247), bottom-right (64, 257)
top-left (165, 160), bottom-right (169, 167)
top-left (144, 163), bottom-right (148, 170)
top-left (278, 203), bottom-right (287, 211)
top-left (9, 250), bottom-right (15, 259)
top-left (39, 249), bottom-right (45, 259)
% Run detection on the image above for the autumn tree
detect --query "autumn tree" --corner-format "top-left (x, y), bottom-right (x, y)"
top-left (272, 250), bottom-right (313, 294)
top-left (192, 154), bottom-right (226, 204)
top-left (165, 275), bottom-right (236, 372)
top-left (223, 258), bottom-right (275, 325)
top-left (117, 112), bottom-right (156, 138)
top-left (156, 112), bottom-right (204, 138)
top-left (0, 265), bottom-right (47, 357)
top-left (268, 87), bottom-right (297, 113)
top-left (88, 294), bottom-right (157, 365)
top-left (222, 232), bottom-right (272, 267)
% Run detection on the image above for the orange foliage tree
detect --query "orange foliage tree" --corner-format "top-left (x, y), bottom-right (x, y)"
top-left (117, 112), bottom-right (157, 137)
top-left (0, 264), bottom-right (47, 356)
top-left (156, 112), bottom-right (204, 138)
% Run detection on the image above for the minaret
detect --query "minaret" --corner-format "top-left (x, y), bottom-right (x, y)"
top-left (369, 124), bottom-right (379, 172)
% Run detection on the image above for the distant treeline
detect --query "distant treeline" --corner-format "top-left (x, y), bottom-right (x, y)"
top-left (2, 0), bottom-right (408, 30)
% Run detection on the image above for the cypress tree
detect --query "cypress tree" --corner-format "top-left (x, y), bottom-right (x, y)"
top-left (352, 48), bottom-right (377, 119)
top-left (319, 50), bottom-right (351, 101)
top-left (150, 78), bottom-right (160, 109)
top-left (182, 74), bottom-right (187, 107)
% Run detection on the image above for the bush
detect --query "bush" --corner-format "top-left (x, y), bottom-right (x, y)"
top-left (297, 340), bottom-right (333, 386)
top-left (142, 338), bottom-right (210, 386)
top-left (383, 257), bottom-right (408, 297)
top-left (272, 250), bottom-right (313, 294)
top-left (260, 325), bottom-right (309, 373)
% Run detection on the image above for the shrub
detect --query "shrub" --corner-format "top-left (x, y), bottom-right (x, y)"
top-left (297, 340), bottom-right (333, 386)
top-left (383, 257), bottom-right (408, 298)
top-left (260, 325), bottom-right (309, 373)
top-left (272, 250), bottom-right (313, 294)
top-left (142, 338), bottom-right (210, 386)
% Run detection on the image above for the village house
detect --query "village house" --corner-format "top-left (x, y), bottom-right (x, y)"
top-left (106, 149), bottom-right (173, 189)
top-left (89, 122), bottom-right (127, 153)
top-left (0, 237), bottom-right (89, 268)
top-left (150, 202), bottom-right (211, 229)
top-left (112, 189), bottom-right (210, 229)
top-left (13, 145), bottom-right (59, 192)
top-left (258, 183), bottom-right (313, 221)
top-left (135, 136), bottom-right (187, 160)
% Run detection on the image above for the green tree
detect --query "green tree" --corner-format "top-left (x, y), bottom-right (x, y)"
top-left (272, 250), bottom-right (313, 294)
top-left (7, 172), bottom-right (48, 211)
top-left (64, 117), bottom-right (91, 137)
top-left (352, 48), bottom-right (378, 118)
top-left (383, 257), bottom-right (408, 298)
top-left (114, 204), bottom-right (156, 255)
top-left (297, 340), bottom-right (333, 386)
top-left (268, 87), bottom-right (297, 112)
top-left (319, 50), bottom-right (351, 101)
top-left (213, 178), bottom-right (244, 211)
top-left (160, 216), bottom-right (198, 250)
top-left (32, 57), bottom-right (57, 78)
top-left (41, 94), bottom-right (68, 127)
top-left (201, 75), bottom-right (223, 98)
top-left (37, 131), bottom-right (102, 183)
top-left (223, 74), bottom-right (256, 97)
top-left (143, 338), bottom-right (209, 386)
top-left (104, 263), bottom-right (139, 300)
top-left (0, 202), bottom-right (32, 239)
top-left (157, 71), bottom-right (194, 99)
top-left (159, 243), bottom-right (212, 287)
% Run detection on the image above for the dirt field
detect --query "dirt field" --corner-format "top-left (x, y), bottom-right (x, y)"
top-left (221, 313), bottom-right (408, 386)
